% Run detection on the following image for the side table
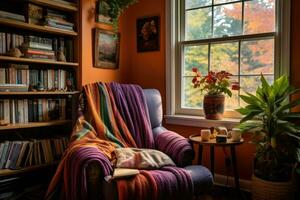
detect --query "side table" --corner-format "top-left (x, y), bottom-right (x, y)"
top-left (189, 134), bottom-right (244, 193)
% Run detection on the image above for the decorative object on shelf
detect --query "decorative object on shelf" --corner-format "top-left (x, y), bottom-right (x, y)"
top-left (25, 3), bottom-right (43, 25)
top-left (137, 16), bottom-right (159, 52)
top-left (94, 28), bottom-right (120, 69)
top-left (57, 49), bottom-right (66, 62)
top-left (236, 75), bottom-right (300, 200)
top-left (192, 69), bottom-right (239, 120)
top-left (96, 0), bottom-right (138, 29)
top-left (96, 0), bottom-right (112, 24)
top-left (7, 48), bottom-right (22, 58)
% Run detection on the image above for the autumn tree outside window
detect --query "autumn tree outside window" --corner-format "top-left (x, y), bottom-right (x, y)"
top-left (169, 0), bottom-right (290, 118)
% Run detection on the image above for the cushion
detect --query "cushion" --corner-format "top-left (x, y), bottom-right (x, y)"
top-left (114, 148), bottom-right (175, 169)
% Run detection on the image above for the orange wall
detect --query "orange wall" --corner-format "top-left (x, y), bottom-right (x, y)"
top-left (119, 0), bottom-right (166, 107)
top-left (80, 0), bottom-right (130, 86)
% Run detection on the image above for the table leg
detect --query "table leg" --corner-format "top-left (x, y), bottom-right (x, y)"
top-left (198, 145), bottom-right (203, 165)
top-left (230, 146), bottom-right (240, 193)
top-left (210, 146), bottom-right (214, 177)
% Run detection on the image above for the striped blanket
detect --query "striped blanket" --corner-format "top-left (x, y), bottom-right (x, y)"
top-left (45, 83), bottom-right (193, 200)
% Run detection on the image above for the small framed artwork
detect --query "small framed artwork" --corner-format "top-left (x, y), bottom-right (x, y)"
top-left (94, 28), bottom-right (120, 69)
top-left (136, 16), bottom-right (160, 52)
top-left (96, 0), bottom-right (112, 24)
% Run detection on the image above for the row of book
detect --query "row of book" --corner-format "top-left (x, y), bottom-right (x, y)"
top-left (0, 136), bottom-right (69, 170)
top-left (26, 4), bottom-right (75, 31)
top-left (0, 33), bottom-right (24, 55)
top-left (0, 64), bottom-right (75, 91)
top-left (44, 9), bottom-right (75, 31)
top-left (0, 33), bottom-right (74, 62)
top-left (0, 10), bottom-right (25, 22)
top-left (0, 3), bottom-right (76, 32)
top-left (0, 99), bottom-right (67, 124)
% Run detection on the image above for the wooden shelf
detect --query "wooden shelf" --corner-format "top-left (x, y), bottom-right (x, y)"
top-left (0, 91), bottom-right (80, 95)
top-left (0, 18), bottom-right (78, 36)
top-left (0, 56), bottom-right (78, 66)
top-left (0, 120), bottom-right (72, 131)
top-left (0, 162), bottom-right (58, 177)
top-left (29, 0), bottom-right (78, 12)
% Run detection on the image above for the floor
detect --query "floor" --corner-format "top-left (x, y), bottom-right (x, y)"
top-left (200, 185), bottom-right (251, 200)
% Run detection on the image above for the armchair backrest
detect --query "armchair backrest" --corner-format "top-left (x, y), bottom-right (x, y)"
top-left (143, 89), bottom-right (163, 129)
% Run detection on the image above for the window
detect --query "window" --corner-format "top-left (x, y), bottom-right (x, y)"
top-left (167, 0), bottom-right (290, 118)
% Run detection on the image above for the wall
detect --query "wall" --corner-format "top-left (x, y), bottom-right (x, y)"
top-left (120, 0), bottom-right (166, 106)
top-left (80, 0), bottom-right (130, 86)
top-left (120, 0), bottom-right (300, 180)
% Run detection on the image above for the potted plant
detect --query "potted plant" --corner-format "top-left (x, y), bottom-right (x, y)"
top-left (192, 68), bottom-right (239, 120)
top-left (236, 75), bottom-right (300, 200)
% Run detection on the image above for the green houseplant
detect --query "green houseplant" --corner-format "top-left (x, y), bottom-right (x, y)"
top-left (192, 68), bottom-right (239, 120)
top-left (236, 75), bottom-right (300, 200)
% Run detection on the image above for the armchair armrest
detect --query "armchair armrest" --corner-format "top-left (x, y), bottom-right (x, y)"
top-left (154, 127), bottom-right (195, 167)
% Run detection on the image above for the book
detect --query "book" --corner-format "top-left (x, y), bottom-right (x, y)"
top-left (0, 84), bottom-right (28, 92)
top-left (22, 42), bottom-right (53, 51)
top-left (0, 10), bottom-right (25, 22)
top-left (112, 168), bottom-right (140, 179)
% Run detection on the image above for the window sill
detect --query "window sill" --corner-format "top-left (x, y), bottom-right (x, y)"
top-left (164, 114), bottom-right (240, 129)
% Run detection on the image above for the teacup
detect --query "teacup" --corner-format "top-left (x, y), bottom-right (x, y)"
top-left (230, 128), bottom-right (242, 142)
top-left (201, 129), bottom-right (211, 141)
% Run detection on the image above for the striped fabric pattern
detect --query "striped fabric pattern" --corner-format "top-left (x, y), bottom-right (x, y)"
top-left (45, 83), bottom-right (193, 200)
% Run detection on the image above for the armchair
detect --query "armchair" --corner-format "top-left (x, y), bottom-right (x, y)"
top-left (86, 89), bottom-right (213, 199)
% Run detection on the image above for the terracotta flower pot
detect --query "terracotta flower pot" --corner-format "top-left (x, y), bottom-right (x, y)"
top-left (203, 94), bottom-right (225, 120)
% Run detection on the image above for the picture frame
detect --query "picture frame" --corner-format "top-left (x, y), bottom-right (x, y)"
top-left (94, 28), bottom-right (120, 69)
top-left (136, 16), bottom-right (160, 52)
top-left (96, 0), bottom-right (112, 24)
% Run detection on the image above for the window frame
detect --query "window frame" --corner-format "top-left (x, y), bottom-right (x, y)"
top-left (166, 0), bottom-right (291, 120)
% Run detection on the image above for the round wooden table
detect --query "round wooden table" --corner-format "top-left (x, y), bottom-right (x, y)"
top-left (189, 134), bottom-right (244, 193)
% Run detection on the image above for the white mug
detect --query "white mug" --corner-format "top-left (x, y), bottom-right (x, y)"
top-left (201, 129), bottom-right (211, 141)
top-left (230, 128), bottom-right (242, 142)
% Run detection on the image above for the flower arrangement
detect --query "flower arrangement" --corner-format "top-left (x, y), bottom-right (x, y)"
top-left (192, 68), bottom-right (240, 97)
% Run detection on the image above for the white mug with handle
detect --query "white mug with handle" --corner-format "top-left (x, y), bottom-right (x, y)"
top-left (230, 128), bottom-right (242, 142)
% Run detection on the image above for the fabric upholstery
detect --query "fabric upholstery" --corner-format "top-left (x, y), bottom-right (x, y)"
top-left (143, 89), bottom-right (163, 129)
top-left (114, 148), bottom-right (175, 169)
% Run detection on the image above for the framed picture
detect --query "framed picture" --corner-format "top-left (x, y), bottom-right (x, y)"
top-left (96, 0), bottom-right (112, 24)
top-left (94, 28), bottom-right (120, 69)
top-left (136, 16), bottom-right (160, 52)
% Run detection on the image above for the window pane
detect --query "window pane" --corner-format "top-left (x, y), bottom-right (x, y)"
top-left (184, 45), bottom-right (209, 76)
top-left (213, 3), bottom-right (242, 37)
top-left (182, 77), bottom-right (204, 108)
top-left (244, 0), bottom-right (275, 34)
top-left (241, 39), bottom-right (274, 75)
top-left (225, 90), bottom-right (239, 110)
top-left (186, 0), bottom-right (212, 9)
top-left (240, 75), bottom-right (274, 106)
top-left (214, 0), bottom-right (239, 4)
top-left (186, 8), bottom-right (212, 40)
top-left (210, 42), bottom-right (239, 75)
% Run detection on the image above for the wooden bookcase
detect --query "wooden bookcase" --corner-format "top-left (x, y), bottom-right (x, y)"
top-left (0, 0), bottom-right (80, 192)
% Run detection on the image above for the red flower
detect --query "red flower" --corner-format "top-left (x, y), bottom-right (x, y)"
top-left (192, 67), bottom-right (198, 73)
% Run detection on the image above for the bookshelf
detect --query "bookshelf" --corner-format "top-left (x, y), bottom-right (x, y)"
top-left (0, 162), bottom-right (58, 177)
top-left (29, 0), bottom-right (78, 12)
top-left (0, 0), bottom-right (79, 184)
top-left (0, 18), bottom-right (78, 36)
top-left (0, 91), bottom-right (79, 96)
top-left (0, 55), bottom-right (78, 66)
top-left (0, 120), bottom-right (71, 131)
